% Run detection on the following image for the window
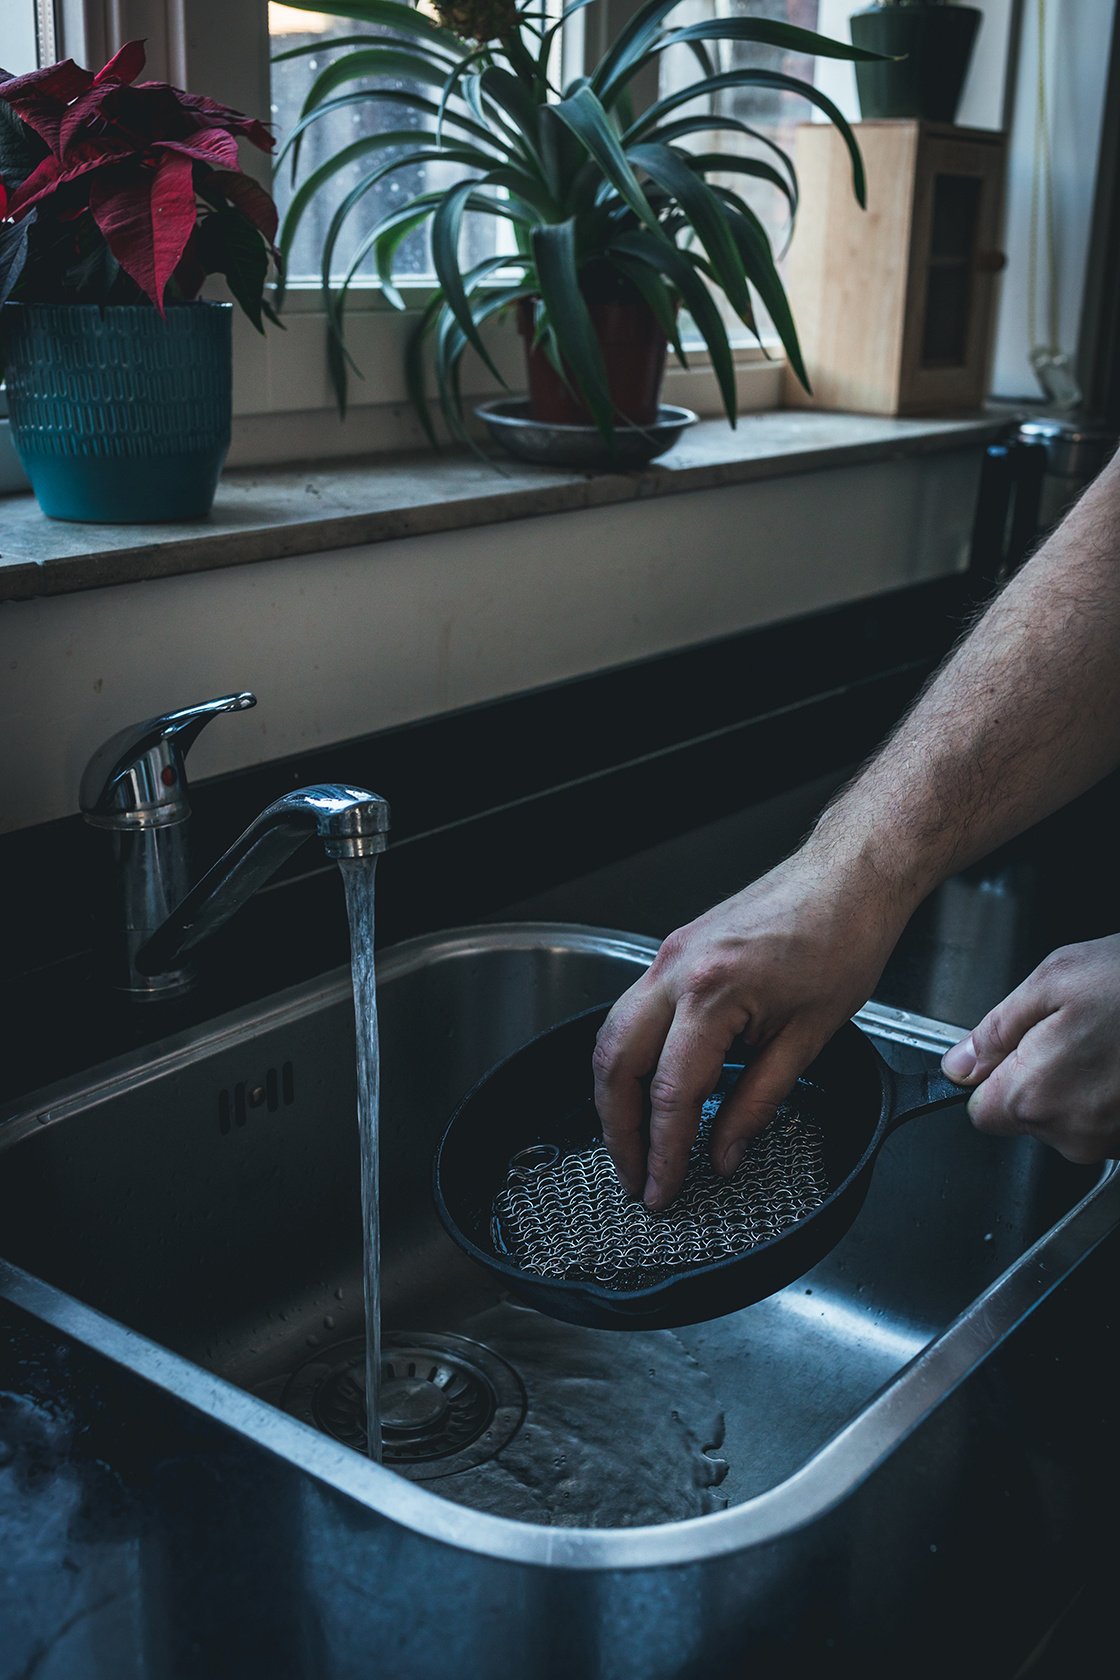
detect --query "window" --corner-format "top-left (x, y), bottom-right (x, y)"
top-left (268, 0), bottom-right (813, 331)
top-left (269, 2), bottom-right (507, 287)
top-left (0, 2), bottom-right (44, 74)
top-left (652, 0), bottom-right (823, 344)
top-left (29, 0), bottom-right (1116, 464)
top-left (658, 1), bottom-right (821, 257)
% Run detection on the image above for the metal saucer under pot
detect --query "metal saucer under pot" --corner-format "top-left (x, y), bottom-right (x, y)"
top-left (475, 398), bottom-right (697, 470)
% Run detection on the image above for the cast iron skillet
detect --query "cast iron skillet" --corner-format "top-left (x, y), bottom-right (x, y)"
top-left (433, 1002), bottom-right (964, 1331)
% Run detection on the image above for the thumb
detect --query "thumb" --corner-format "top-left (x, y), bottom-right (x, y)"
top-left (708, 1029), bottom-right (820, 1176)
top-left (941, 969), bottom-right (1056, 1087)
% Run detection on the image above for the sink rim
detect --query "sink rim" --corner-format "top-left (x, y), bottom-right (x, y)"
top-left (0, 920), bottom-right (989, 1148)
top-left (3, 921), bottom-right (1118, 1572)
top-left (0, 922), bottom-right (663, 1149)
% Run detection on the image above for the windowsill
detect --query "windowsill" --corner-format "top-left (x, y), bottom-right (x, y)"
top-left (0, 408), bottom-right (1016, 604)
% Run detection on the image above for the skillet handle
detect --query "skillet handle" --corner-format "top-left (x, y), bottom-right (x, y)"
top-left (885, 1065), bottom-right (968, 1134)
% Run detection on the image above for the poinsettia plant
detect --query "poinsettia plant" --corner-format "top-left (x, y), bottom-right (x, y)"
top-left (0, 39), bottom-right (281, 339)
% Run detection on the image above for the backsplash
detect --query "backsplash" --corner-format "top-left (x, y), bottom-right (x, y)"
top-left (0, 573), bottom-right (976, 1105)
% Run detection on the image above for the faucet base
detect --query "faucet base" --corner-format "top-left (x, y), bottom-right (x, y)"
top-left (116, 964), bottom-right (196, 1002)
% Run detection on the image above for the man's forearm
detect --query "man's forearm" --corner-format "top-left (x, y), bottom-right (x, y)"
top-left (804, 449), bottom-right (1120, 915)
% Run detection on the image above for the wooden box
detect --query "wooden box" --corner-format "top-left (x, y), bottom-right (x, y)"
top-left (782, 120), bottom-right (1007, 416)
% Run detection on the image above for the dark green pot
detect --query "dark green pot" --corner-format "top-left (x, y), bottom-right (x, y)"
top-left (850, 4), bottom-right (982, 123)
top-left (2, 300), bottom-right (232, 523)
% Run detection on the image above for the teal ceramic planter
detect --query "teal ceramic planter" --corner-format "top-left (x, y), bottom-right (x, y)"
top-left (2, 301), bottom-right (232, 523)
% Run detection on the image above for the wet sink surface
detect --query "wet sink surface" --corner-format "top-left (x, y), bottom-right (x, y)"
top-left (2, 922), bottom-right (1119, 1678)
top-left (0, 923), bottom-right (1101, 1528)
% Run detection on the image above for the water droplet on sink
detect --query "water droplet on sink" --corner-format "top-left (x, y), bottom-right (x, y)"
top-left (306, 1334), bottom-right (320, 1348)
top-left (323, 1315), bottom-right (336, 1330)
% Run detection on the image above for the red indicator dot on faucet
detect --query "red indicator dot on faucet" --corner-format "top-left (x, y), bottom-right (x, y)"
top-left (161, 766), bottom-right (177, 787)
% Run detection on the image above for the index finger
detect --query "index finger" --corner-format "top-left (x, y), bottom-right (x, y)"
top-left (592, 985), bottom-right (674, 1198)
top-left (643, 1004), bottom-right (738, 1209)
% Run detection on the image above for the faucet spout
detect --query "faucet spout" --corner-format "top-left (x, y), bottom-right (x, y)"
top-left (135, 785), bottom-right (390, 982)
top-left (82, 696), bottom-right (390, 999)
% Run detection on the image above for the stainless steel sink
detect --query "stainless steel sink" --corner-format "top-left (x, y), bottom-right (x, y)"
top-left (2, 921), bottom-right (1118, 1676)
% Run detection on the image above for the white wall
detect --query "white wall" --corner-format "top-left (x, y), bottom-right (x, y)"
top-left (989, 0), bottom-right (1116, 399)
top-left (0, 450), bottom-right (981, 833)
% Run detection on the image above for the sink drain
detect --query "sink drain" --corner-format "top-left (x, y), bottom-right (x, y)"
top-left (281, 1332), bottom-right (525, 1479)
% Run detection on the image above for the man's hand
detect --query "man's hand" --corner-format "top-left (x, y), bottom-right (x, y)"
top-left (941, 934), bottom-right (1120, 1164)
top-left (594, 453), bottom-right (1120, 1203)
top-left (592, 850), bottom-right (906, 1210)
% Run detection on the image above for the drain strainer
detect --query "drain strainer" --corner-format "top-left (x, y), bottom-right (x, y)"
top-left (281, 1332), bottom-right (526, 1479)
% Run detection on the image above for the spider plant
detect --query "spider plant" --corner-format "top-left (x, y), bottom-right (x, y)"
top-left (276, 0), bottom-right (880, 443)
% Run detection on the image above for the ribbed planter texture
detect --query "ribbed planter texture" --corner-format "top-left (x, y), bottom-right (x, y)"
top-left (2, 300), bottom-right (232, 523)
top-left (850, 4), bottom-right (982, 123)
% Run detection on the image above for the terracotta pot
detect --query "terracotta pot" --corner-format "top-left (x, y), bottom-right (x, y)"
top-left (517, 288), bottom-right (668, 428)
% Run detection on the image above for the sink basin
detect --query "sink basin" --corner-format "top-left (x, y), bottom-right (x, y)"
top-left (2, 921), bottom-right (1118, 1676)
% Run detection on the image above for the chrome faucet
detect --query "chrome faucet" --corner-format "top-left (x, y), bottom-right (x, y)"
top-left (80, 692), bottom-right (390, 999)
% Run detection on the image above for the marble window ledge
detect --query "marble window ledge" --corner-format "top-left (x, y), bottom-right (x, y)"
top-left (0, 410), bottom-right (1016, 604)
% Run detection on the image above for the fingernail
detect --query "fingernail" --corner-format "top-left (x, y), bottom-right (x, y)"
top-left (942, 1035), bottom-right (977, 1083)
top-left (720, 1139), bottom-right (747, 1175)
top-left (642, 1175), bottom-right (663, 1209)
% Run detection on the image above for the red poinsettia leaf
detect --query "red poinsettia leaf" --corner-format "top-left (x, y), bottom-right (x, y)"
top-left (57, 83), bottom-right (136, 159)
top-left (158, 127), bottom-right (240, 171)
top-left (83, 83), bottom-right (198, 151)
top-left (6, 133), bottom-right (132, 215)
top-left (94, 39), bottom-right (146, 86)
top-left (89, 150), bottom-right (197, 310)
top-left (0, 59), bottom-right (92, 110)
top-left (206, 168), bottom-right (278, 242)
top-left (6, 151), bottom-right (64, 215)
top-left (167, 89), bottom-right (275, 154)
top-left (0, 59), bottom-right (93, 152)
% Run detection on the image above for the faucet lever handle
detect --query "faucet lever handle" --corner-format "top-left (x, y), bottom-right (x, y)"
top-left (80, 691), bottom-right (257, 828)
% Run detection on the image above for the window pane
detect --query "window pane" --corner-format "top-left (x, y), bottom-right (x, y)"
top-left (268, 2), bottom-right (501, 288)
top-left (657, 0), bottom-right (822, 344)
top-left (0, 2), bottom-right (39, 74)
